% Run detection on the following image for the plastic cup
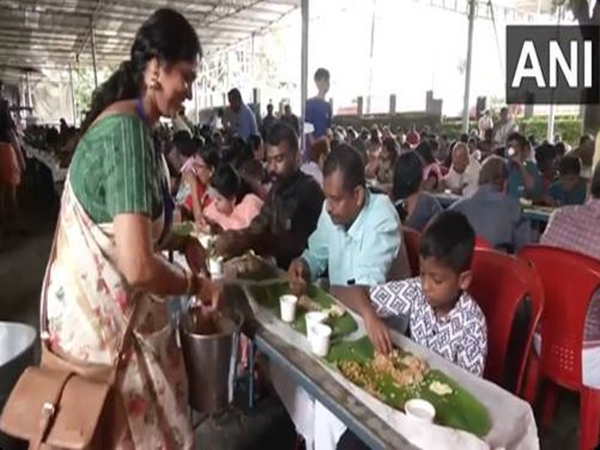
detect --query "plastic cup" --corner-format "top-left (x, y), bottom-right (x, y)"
top-left (279, 295), bottom-right (298, 323)
top-left (209, 258), bottom-right (223, 279)
top-left (309, 323), bottom-right (332, 357)
top-left (305, 311), bottom-right (327, 339)
top-left (198, 234), bottom-right (213, 250)
top-left (404, 399), bottom-right (436, 423)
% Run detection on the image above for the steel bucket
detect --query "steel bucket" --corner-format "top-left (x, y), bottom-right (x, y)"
top-left (180, 310), bottom-right (242, 414)
top-left (0, 322), bottom-right (36, 450)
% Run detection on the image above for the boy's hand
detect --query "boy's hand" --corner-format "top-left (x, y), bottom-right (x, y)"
top-left (364, 310), bottom-right (392, 355)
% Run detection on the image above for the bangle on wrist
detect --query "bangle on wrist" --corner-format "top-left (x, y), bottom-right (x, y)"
top-left (190, 273), bottom-right (201, 297)
top-left (183, 268), bottom-right (193, 296)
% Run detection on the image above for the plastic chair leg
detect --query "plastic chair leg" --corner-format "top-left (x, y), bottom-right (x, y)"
top-left (580, 387), bottom-right (600, 450)
top-left (522, 352), bottom-right (540, 404)
top-left (541, 381), bottom-right (558, 427)
top-left (248, 341), bottom-right (255, 409)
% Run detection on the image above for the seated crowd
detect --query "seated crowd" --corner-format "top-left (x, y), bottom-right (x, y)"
top-left (150, 93), bottom-right (600, 448)
top-left (18, 70), bottom-right (600, 448)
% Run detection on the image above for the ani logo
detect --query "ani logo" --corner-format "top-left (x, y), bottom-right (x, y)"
top-left (506, 25), bottom-right (600, 104)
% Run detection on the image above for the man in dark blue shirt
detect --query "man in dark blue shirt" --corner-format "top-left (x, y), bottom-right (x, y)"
top-left (305, 68), bottom-right (332, 144)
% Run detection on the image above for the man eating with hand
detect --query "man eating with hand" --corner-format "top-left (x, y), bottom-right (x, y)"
top-left (276, 144), bottom-right (402, 450)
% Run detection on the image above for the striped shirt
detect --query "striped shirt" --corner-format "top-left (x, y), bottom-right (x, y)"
top-left (69, 114), bottom-right (162, 224)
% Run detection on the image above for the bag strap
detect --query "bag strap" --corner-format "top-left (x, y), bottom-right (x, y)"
top-left (40, 210), bottom-right (141, 375)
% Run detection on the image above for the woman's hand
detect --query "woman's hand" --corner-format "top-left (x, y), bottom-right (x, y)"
top-left (183, 237), bottom-right (208, 275)
top-left (196, 275), bottom-right (223, 312)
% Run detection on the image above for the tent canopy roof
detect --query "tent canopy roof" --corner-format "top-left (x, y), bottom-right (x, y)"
top-left (0, 0), bottom-right (299, 83)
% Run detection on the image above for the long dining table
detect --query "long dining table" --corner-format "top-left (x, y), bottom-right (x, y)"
top-left (432, 192), bottom-right (553, 225)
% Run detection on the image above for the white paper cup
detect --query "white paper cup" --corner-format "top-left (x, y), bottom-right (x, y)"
top-left (279, 295), bottom-right (298, 323)
top-left (209, 258), bottom-right (223, 279)
top-left (310, 323), bottom-right (332, 357)
top-left (305, 311), bottom-right (327, 339)
top-left (198, 234), bottom-right (213, 249)
top-left (404, 399), bottom-right (436, 423)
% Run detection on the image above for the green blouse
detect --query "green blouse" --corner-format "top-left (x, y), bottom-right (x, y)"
top-left (69, 114), bottom-right (163, 224)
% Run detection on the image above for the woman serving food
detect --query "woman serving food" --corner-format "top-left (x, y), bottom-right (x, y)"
top-left (42, 9), bottom-right (220, 449)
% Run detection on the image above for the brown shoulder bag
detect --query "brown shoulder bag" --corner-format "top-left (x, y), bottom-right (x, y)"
top-left (0, 225), bottom-right (140, 450)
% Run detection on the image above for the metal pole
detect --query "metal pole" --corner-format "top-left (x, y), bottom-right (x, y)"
top-left (25, 71), bottom-right (32, 108)
top-left (462, 0), bottom-right (475, 133)
top-left (90, 18), bottom-right (98, 89)
top-left (300, 0), bottom-right (309, 155)
top-left (547, 5), bottom-right (562, 142)
top-left (366, 0), bottom-right (377, 115)
top-left (194, 80), bottom-right (200, 125)
top-left (68, 64), bottom-right (77, 125)
top-left (251, 32), bottom-right (256, 85)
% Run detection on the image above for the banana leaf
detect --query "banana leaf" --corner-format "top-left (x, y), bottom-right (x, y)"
top-left (327, 336), bottom-right (491, 438)
top-left (172, 221), bottom-right (195, 237)
top-left (246, 281), bottom-right (358, 338)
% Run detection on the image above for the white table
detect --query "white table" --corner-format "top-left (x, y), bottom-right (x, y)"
top-left (241, 282), bottom-right (540, 450)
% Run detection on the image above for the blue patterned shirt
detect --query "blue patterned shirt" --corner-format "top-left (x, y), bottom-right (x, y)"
top-left (370, 277), bottom-right (488, 377)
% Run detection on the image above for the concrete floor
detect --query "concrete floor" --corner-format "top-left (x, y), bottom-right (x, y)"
top-left (0, 166), bottom-right (583, 450)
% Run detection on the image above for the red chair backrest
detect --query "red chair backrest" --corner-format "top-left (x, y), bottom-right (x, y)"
top-left (403, 227), bottom-right (422, 277)
top-left (475, 236), bottom-right (492, 250)
top-left (518, 245), bottom-right (600, 390)
top-left (469, 248), bottom-right (544, 394)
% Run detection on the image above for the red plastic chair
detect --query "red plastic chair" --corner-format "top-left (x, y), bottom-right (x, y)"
top-left (468, 248), bottom-right (544, 396)
top-left (519, 245), bottom-right (600, 450)
top-left (474, 236), bottom-right (492, 250)
top-left (403, 227), bottom-right (422, 277)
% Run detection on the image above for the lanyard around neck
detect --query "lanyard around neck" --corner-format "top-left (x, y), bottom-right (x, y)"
top-left (135, 97), bottom-right (150, 127)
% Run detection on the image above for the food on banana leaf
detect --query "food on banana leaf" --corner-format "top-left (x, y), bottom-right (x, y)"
top-left (247, 281), bottom-right (357, 338)
top-left (172, 221), bottom-right (197, 237)
top-left (372, 351), bottom-right (428, 386)
top-left (298, 295), bottom-right (346, 319)
top-left (298, 294), bottom-right (321, 312)
top-left (338, 360), bottom-right (385, 401)
top-left (323, 304), bottom-right (346, 318)
top-left (329, 337), bottom-right (492, 437)
top-left (429, 380), bottom-right (453, 396)
top-left (340, 350), bottom-right (428, 401)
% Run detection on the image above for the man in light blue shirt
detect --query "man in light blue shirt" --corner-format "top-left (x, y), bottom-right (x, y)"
top-left (288, 146), bottom-right (400, 288)
top-left (227, 88), bottom-right (258, 141)
top-left (279, 144), bottom-right (401, 450)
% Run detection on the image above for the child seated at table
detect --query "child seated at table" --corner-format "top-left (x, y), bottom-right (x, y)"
top-left (369, 209), bottom-right (488, 376)
top-left (316, 211), bottom-right (488, 450)
top-left (547, 155), bottom-right (587, 207)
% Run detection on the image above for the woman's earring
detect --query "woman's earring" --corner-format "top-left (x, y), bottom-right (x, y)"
top-left (150, 71), bottom-right (159, 90)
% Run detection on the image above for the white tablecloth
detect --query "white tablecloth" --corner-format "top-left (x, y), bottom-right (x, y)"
top-left (24, 144), bottom-right (68, 183)
top-left (244, 283), bottom-right (539, 450)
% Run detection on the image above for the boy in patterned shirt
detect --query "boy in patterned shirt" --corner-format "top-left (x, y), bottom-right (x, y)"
top-left (370, 210), bottom-right (487, 376)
